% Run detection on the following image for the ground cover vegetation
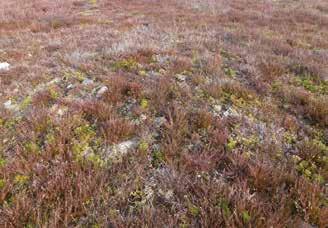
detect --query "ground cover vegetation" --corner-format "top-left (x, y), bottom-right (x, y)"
top-left (0, 0), bottom-right (327, 227)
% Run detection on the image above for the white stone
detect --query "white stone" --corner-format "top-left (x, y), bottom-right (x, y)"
top-left (67, 84), bottom-right (74, 90)
top-left (0, 62), bottom-right (10, 71)
top-left (82, 78), bottom-right (94, 85)
top-left (96, 86), bottom-right (109, 98)
top-left (3, 100), bottom-right (12, 108)
top-left (107, 139), bottom-right (139, 161)
top-left (3, 100), bottom-right (17, 111)
top-left (213, 104), bottom-right (222, 113)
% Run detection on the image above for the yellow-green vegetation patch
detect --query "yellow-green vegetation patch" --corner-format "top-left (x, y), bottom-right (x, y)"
top-left (72, 123), bottom-right (104, 166)
top-left (48, 87), bottom-right (60, 100)
top-left (63, 70), bottom-right (86, 82)
top-left (86, 153), bottom-right (105, 167)
top-left (227, 137), bottom-right (238, 151)
top-left (140, 98), bottom-right (149, 109)
top-left (14, 174), bottom-right (29, 186)
top-left (138, 140), bottom-right (149, 152)
top-left (24, 141), bottom-right (40, 154)
top-left (112, 58), bottom-right (140, 72)
top-left (188, 204), bottom-right (201, 217)
top-left (223, 66), bottom-right (237, 78)
top-left (241, 210), bottom-right (251, 223)
top-left (152, 150), bottom-right (165, 167)
top-left (293, 75), bottom-right (328, 95)
top-left (0, 179), bottom-right (5, 189)
top-left (284, 131), bottom-right (297, 145)
top-left (294, 139), bottom-right (327, 184)
top-left (227, 134), bottom-right (260, 153)
top-left (242, 135), bottom-right (260, 149)
top-left (217, 83), bottom-right (260, 110)
top-left (4, 116), bottom-right (22, 130)
top-left (138, 70), bottom-right (147, 77)
top-left (19, 96), bottom-right (32, 110)
top-left (0, 156), bottom-right (6, 168)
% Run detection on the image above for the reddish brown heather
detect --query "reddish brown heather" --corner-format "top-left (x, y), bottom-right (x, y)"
top-left (0, 0), bottom-right (327, 227)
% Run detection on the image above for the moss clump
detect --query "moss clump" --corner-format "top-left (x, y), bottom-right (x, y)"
top-left (0, 179), bottom-right (5, 189)
top-left (295, 139), bottom-right (327, 183)
top-left (45, 131), bottom-right (56, 146)
top-left (188, 204), bottom-right (201, 217)
top-left (294, 75), bottom-right (328, 95)
top-left (0, 156), bottom-right (6, 168)
top-left (74, 71), bottom-right (86, 82)
top-left (74, 124), bottom-right (96, 143)
top-left (296, 160), bottom-right (317, 180)
top-left (49, 87), bottom-right (59, 100)
top-left (241, 210), bottom-right (251, 223)
top-left (72, 123), bottom-right (103, 166)
top-left (152, 150), bottom-right (165, 167)
top-left (227, 138), bottom-right (237, 151)
top-left (217, 198), bottom-right (231, 218)
top-left (284, 132), bottom-right (297, 144)
top-left (138, 70), bottom-right (147, 77)
top-left (63, 70), bottom-right (86, 82)
top-left (224, 67), bottom-right (237, 78)
top-left (72, 124), bottom-right (96, 158)
top-left (86, 153), bottom-right (104, 167)
top-left (14, 174), bottom-right (29, 186)
top-left (140, 98), bottom-right (149, 109)
top-left (24, 141), bottom-right (40, 154)
top-left (138, 141), bottom-right (149, 152)
top-left (242, 135), bottom-right (259, 149)
top-left (19, 96), bottom-right (32, 110)
top-left (4, 117), bottom-right (21, 130)
top-left (113, 58), bottom-right (139, 72)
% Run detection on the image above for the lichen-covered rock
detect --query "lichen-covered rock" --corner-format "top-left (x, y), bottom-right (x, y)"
top-left (106, 139), bottom-right (139, 162)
